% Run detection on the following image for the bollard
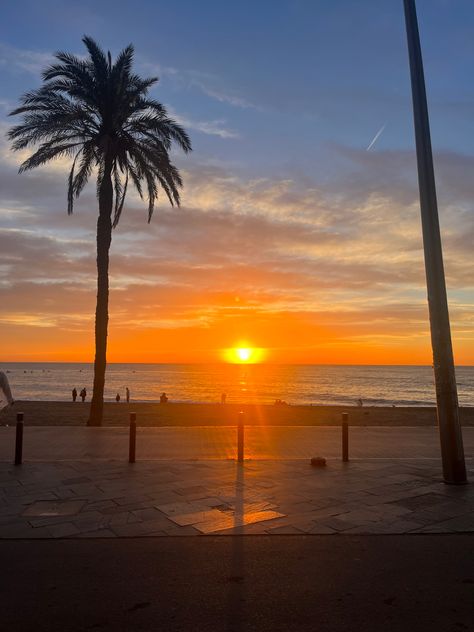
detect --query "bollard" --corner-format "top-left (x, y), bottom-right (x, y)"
top-left (15, 412), bottom-right (24, 466)
top-left (237, 411), bottom-right (244, 462)
top-left (129, 412), bottom-right (136, 463)
top-left (342, 412), bottom-right (349, 462)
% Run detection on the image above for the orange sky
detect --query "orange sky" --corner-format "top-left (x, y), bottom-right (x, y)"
top-left (1, 120), bottom-right (473, 366)
top-left (1, 162), bottom-right (473, 364)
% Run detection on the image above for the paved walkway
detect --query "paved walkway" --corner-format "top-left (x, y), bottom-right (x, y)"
top-left (0, 426), bottom-right (472, 538)
top-left (1, 425), bottom-right (473, 460)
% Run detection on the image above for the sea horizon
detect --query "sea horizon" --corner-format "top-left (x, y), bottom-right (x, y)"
top-left (2, 362), bottom-right (473, 407)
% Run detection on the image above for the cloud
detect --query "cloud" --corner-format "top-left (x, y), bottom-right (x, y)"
top-left (0, 43), bottom-right (53, 76)
top-left (169, 110), bottom-right (239, 139)
top-left (0, 136), bottom-right (473, 361)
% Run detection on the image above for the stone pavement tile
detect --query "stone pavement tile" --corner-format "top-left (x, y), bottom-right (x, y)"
top-left (155, 501), bottom-right (196, 516)
top-left (168, 509), bottom-right (223, 527)
top-left (196, 510), bottom-right (284, 534)
top-left (71, 511), bottom-right (110, 533)
top-left (111, 499), bottom-right (157, 512)
top-left (0, 522), bottom-right (53, 538)
top-left (391, 492), bottom-right (448, 511)
top-left (65, 484), bottom-right (103, 497)
top-left (161, 524), bottom-right (201, 536)
top-left (414, 513), bottom-right (474, 533)
top-left (138, 517), bottom-right (185, 535)
top-left (306, 523), bottom-right (337, 534)
top-left (143, 491), bottom-right (182, 505)
top-left (349, 519), bottom-right (425, 534)
top-left (0, 513), bottom-right (29, 527)
top-left (132, 507), bottom-right (168, 522)
top-left (266, 525), bottom-right (306, 534)
top-left (306, 506), bottom-right (352, 521)
top-left (75, 528), bottom-right (116, 538)
top-left (331, 508), bottom-right (384, 524)
top-left (0, 480), bottom-right (23, 490)
top-left (51, 487), bottom-right (80, 500)
top-left (27, 513), bottom-right (86, 528)
top-left (47, 522), bottom-right (81, 537)
top-left (110, 522), bottom-right (153, 537)
top-left (12, 492), bottom-right (59, 507)
top-left (85, 499), bottom-right (118, 512)
top-left (407, 502), bottom-right (473, 524)
top-left (362, 503), bottom-right (413, 519)
top-left (22, 498), bottom-right (86, 518)
top-left (61, 476), bottom-right (91, 485)
top-left (105, 512), bottom-right (142, 527)
top-left (174, 485), bottom-right (209, 497)
top-left (189, 496), bottom-right (228, 508)
top-left (317, 516), bottom-right (358, 532)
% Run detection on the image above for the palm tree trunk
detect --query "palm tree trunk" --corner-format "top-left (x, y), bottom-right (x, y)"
top-left (88, 157), bottom-right (113, 426)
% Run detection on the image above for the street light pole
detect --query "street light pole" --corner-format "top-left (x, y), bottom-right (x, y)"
top-left (403, 0), bottom-right (466, 483)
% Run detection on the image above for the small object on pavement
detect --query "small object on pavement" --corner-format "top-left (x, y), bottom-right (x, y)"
top-left (310, 456), bottom-right (327, 468)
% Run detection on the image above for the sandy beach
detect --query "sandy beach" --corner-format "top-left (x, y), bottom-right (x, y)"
top-left (1, 401), bottom-right (473, 427)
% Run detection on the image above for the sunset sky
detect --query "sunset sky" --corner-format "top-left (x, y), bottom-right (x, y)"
top-left (0, 0), bottom-right (473, 364)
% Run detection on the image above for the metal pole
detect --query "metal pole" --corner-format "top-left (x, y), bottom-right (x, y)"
top-left (237, 411), bottom-right (244, 462)
top-left (342, 412), bottom-right (349, 462)
top-left (129, 412), bottom-right (136, 463)
top-left (15, 412), bottom-right (24, 466)
top-left (403, 0), bottom-right (466, 483)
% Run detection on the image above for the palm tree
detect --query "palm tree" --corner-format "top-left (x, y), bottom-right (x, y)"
top-left (8, 36), bottom-right (192, 426)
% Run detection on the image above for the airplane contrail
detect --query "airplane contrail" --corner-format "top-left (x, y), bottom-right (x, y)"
top-left (366, 124), bottom-right (386, 151)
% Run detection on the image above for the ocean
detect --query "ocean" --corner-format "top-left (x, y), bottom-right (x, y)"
top-left (1, 363), bottom-right (473, 407)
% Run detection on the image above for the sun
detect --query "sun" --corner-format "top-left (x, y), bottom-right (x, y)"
top-left (237, 347), bottom-right (251, 362)
top-left (223, 344), bottom-right (266, 363)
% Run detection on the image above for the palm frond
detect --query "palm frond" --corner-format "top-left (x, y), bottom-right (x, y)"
top-left (8, 35), bottom-right (191, 225)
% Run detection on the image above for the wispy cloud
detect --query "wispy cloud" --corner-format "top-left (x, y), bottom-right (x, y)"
top-left (0, 43), bottom-right (53, 75)
top-left (168, 108), bottom-right (239, 139)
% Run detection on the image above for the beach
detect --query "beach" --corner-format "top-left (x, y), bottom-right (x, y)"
top-left (1, 401), bottom-right (473, 427)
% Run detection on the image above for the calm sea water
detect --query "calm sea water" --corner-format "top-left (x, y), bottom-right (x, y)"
top-left (1, 363), bottom-right (473, 407)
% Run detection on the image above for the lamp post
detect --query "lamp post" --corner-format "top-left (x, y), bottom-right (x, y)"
top-left (403, 0), bottom-right (466, 483)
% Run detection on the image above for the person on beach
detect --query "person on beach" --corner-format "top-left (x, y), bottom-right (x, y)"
top-left (72, 388), bottom-right (77, 402)
top-left (221, 392), bottom-right (226, 404)
top-left (126, 387), bottom-right (130, 403)
top-left (357, 398), bottom-right (363, 407)
top-left (80, 388), bottom-right (87, 402)
top-left (160, 392), bottom-right (168, 404)
top-left (115, 393), bottom-right (121, 403)
top-left (0, 371), bottom-right (14, 411)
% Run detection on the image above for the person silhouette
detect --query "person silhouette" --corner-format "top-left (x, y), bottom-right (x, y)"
top-left (80, 388), bottom-right (87, 402)
top-left (221, 392), bottom-right (227, 404)
top-left (72, 388), bottom-right (77, 402)
top-left (126, 387), bottom-right (130, 403)
top-left (160, 392), bottom-right (168, 404)
top-left (115, 393), bottom-right (121, 403)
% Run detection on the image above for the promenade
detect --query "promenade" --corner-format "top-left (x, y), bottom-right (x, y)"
top-left (0, 426), bottom-right (472, 537)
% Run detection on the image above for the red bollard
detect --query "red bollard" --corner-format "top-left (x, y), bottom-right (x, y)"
top-left (237, 411), bottom-right (244, 462)
top-left (129, 412), bottom-right (136, 463)
top-left (342, 412), bottom-right (349, 462)
top-left (15, 412), bottom-right (24, 466)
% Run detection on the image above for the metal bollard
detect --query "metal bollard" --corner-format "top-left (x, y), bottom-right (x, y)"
top-left (342, 412), bottom-right (349, 462)
top-left (237, 411), bottom-right (244, 462)
top-left (129, 412), bottom-right (136, 463)
top-left (15, 412), bottom-right (24, 466)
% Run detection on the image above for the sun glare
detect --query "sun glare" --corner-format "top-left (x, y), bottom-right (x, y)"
top-left (237, 347), bottom-right (251, 361)
top-left (223, 345), bottom-right (266, 363)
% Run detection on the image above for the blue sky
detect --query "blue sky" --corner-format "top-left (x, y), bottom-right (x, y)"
top-left (2, 0), bottom-right (474, 167)
top-left (0, 1), bottom-right (473, 363)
